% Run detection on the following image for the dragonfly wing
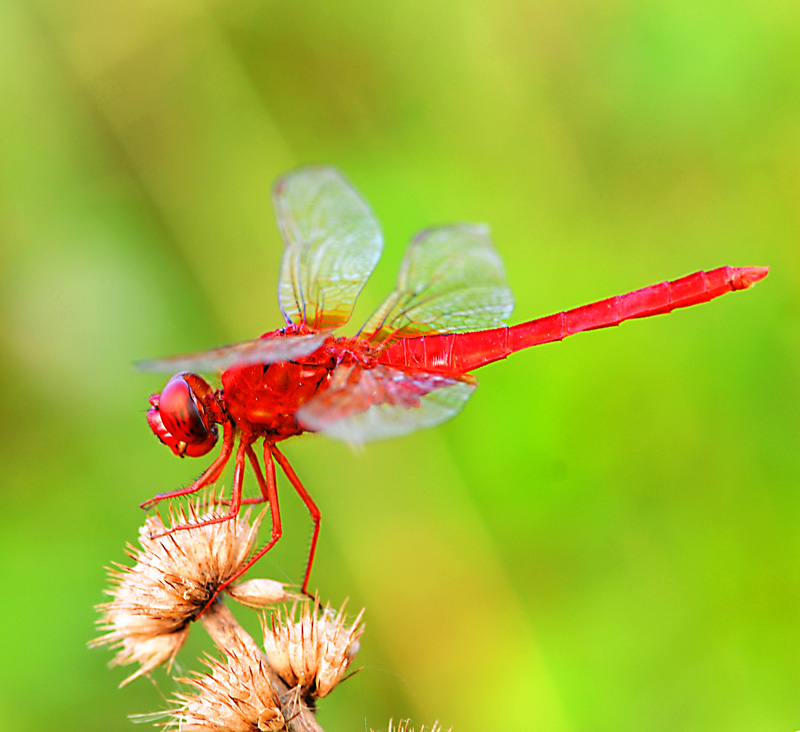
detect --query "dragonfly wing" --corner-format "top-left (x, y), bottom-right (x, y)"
top-left (361, 223), bottom-right (514, 344)
top-left (136, 333), bottom-right (328, 373)
top-left (296, 363), bottom-right (477, 444)
top-left (274, 166), bottom-right (383, 331)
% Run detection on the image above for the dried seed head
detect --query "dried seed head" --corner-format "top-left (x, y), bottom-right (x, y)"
top-left (168, 643), bottom-right (285, 732)
top-left (262, 603), bottom-right (365, 698)
top-left (92, 495), bottom-right (264, 684)
top-left (227, 579), bottom-right (298, 609)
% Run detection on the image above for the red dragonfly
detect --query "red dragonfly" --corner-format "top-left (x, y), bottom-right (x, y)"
top-left (141, 166), bottom-right (767, 602)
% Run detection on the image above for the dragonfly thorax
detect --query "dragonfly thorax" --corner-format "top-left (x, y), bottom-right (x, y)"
top-left (220, 354), bottom-right (338, 441)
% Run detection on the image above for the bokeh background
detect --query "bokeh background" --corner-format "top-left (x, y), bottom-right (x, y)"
top-left (1, 1), bottom-right (797, 731)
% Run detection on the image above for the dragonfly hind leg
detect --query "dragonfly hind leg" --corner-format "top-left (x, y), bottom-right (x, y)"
top-left (140, 424), bottom-right (236, 510)
top-left (272, 444), bottom-right (321, 598)
top-left (198, 442), bottom-right (284, 615)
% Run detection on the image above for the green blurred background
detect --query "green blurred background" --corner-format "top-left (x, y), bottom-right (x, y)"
top-left (0, 1), bottom-right (797, 730)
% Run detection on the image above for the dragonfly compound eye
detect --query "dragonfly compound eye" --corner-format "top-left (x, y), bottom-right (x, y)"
top-left (158, 373), bottom-right (212, 444)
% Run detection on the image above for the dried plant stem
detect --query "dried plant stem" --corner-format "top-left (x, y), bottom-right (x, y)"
top-left (200, 600), bottom-right (324, 732)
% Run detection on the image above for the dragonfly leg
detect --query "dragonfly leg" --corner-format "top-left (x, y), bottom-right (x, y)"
top-left (272, 444), bottom-right (320, 598)
top-left (153, 439), bottom-right (247, 537)
top-left (198, 442), bottom-right (284, 616)
top-left (243, 444), bottom-right (271, 503)
top-left (140, 423), bottom-right (235, 509)
top-left (218, 444), bottom-right (271, 506)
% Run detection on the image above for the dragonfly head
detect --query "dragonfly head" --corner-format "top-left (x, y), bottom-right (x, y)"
top-left (147, 373), bottom-right (219, 458)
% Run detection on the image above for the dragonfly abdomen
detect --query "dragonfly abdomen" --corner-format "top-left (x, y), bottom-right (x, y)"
top-left (505, 266), bottom-right (768, 359)
top-left (378, 266), bottom-right (768, 374)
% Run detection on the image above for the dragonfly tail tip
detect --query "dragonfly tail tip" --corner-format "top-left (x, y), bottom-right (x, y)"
top-left (733, 266), bottom-right (769, 289)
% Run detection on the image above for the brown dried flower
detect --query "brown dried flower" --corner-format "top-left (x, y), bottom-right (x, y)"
top-left (168, 643), bottom-right (285, 732)
top-left (92, 493), bottom-right (424, 732)
top-left (262, 603), bottom-right (364, 699)
top-left (92, 495), bottom-right (290, 684)
top-left (228, 579), bottom-right (300, 609)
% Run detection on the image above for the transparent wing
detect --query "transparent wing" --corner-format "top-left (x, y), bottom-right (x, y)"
top-left (296, 363), bottom-right (476, 444)
top-left (361, 224), bottom-right (514, 344)
top-left (274, 166), bottom-right (383, 331)
top-left (136, 333), bottom-right (328, 373)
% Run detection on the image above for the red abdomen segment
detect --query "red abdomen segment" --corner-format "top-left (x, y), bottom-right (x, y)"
top-left (378, 266), bottom-right (769, 374)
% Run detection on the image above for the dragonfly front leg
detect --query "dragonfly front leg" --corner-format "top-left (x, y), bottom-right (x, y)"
top-left (154, 439), bottom-right (248, 538)
top-left (140, 423), bottom-right (236, 510)
top-left (272, 444), bottom-right (320, 598)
